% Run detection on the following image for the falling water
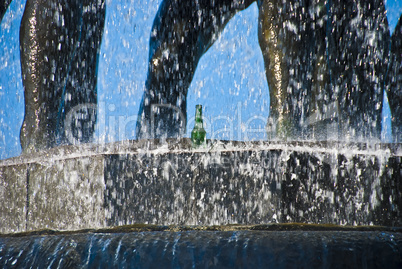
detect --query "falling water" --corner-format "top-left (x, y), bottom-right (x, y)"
top-left (0, 0), bottom-right (402, 267)
top-left (1, 225), bottom-right (401, 268)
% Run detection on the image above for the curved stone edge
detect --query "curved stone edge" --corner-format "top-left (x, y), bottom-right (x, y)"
top-left (0, 139), bottom-right (401, 234)
top-left (2, 223), bottom-right (402, 238)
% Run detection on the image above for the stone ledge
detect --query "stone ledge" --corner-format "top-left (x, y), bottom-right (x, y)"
top-left (0, 139), bottom-right (401, 233)
top-left (1, 228), bottom-right (401, 268)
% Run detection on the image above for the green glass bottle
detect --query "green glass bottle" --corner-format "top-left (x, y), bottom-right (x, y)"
top-left (191, 105), bottom-right (206, 146)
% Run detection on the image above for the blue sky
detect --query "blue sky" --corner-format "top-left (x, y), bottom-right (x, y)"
top-left (1, 0), bottom-right (401, 159)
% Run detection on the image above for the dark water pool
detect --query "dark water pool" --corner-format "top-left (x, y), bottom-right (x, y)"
top-left (1, 225), bottom-right (401, 268)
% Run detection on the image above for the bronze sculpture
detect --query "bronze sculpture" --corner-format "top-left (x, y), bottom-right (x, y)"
top-left (1, 0), bottom-right (400, 153)
top-left (136, 0), bottom-right (396, 141)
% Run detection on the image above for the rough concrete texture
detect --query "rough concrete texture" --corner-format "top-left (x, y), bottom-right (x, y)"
top-left (0, 139), bottom-right (401, 233)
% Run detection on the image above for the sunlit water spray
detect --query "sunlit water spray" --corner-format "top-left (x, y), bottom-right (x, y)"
top-left (0, 0), bottom-right (401, 267)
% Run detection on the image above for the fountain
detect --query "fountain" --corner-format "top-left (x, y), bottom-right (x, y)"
top-left (1, 0), bottom-right (402, 267)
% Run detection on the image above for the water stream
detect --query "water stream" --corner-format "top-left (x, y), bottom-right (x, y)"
top-left (1, 225), bottom-right (402, 268)
top-left (0, 0), bottom-right (402, 267)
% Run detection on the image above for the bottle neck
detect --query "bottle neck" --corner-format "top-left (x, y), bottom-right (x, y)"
top-left (195, 106), bottom-right (203, 127)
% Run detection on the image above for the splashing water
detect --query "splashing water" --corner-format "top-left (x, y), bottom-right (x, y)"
top-left (0, 0), bottom-right (401, 266)
top-left (1, 1), bottom-right (400, 159)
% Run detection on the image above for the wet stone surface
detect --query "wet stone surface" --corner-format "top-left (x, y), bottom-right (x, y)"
top-left (0, 139), bottom-right (401, 233)
top-left (104, 150), bottom-right (283, 226)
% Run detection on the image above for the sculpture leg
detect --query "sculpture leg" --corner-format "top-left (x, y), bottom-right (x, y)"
top-left (60, 0), bottom-right (105, 145)
top-left (258, 0), bottom-right (318, 140)
top-left (20, 0), bottom-right (83, 152)
top-left (19, 0), bottom-right (105, 152)
top-left (136, 0), bottom-right (254, 139)
top-left (329, 0), bottom-right (389, 140)
top-left (0, 0), bottom-right (12, 22)
top-left (307, 0), bottom-right (334, 140)
top-left (387, 14), bottom-right (402, 143)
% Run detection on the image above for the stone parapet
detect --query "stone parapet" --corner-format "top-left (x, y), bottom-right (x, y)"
top-left (1, 139), bottom-right (401, 234)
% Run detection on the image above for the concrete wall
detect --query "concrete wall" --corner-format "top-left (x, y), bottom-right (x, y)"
top-left (1, 139), bottom-right (401, 234)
